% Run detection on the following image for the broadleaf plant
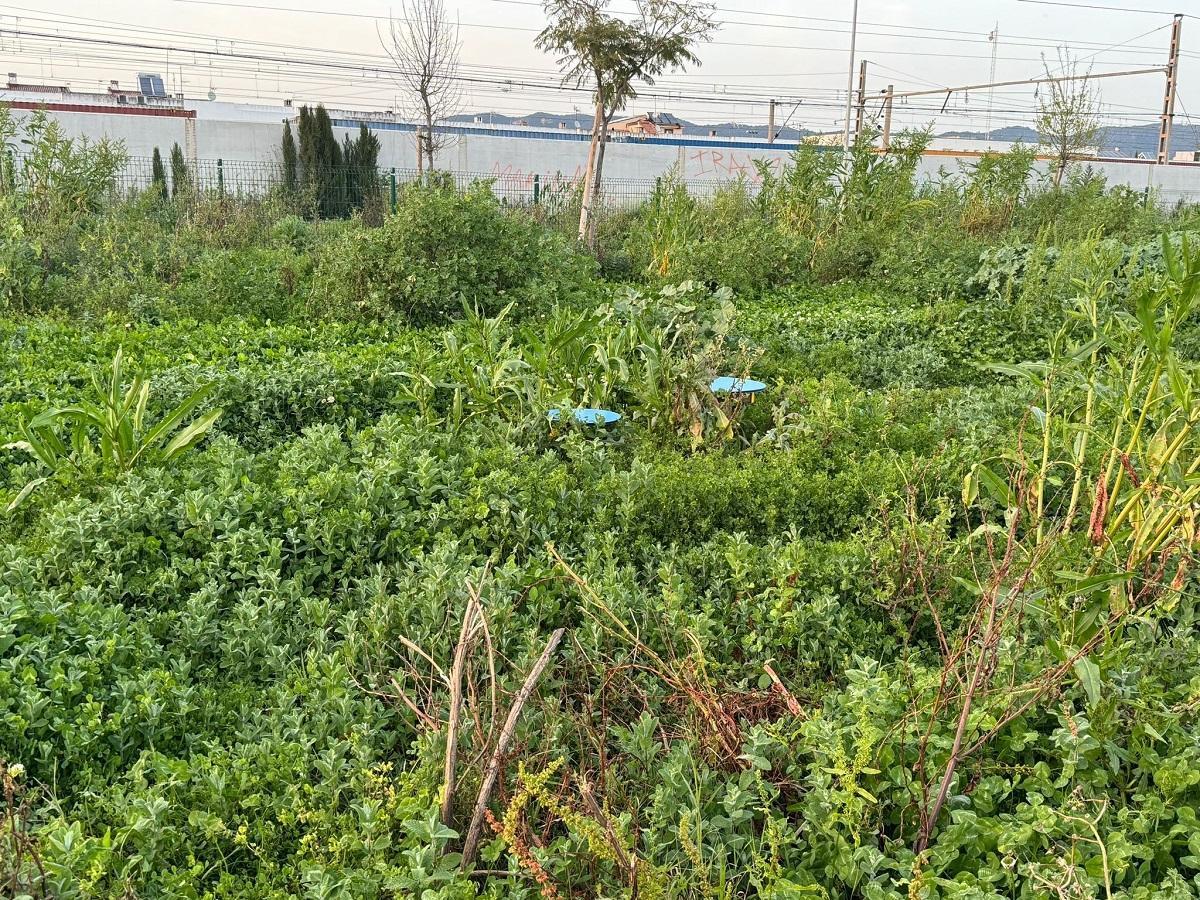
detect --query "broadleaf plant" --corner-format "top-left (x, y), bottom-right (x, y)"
top-left (5, 347), bottom-right (221, 511)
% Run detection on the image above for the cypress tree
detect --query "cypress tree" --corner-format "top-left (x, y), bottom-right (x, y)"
top-left (297, 104), bottom-right (344, 217)
top-left (298, 105), bottom-right (317, 205)
top-left (169, 143), bottom-right (190, 198)
top-left (348, 123), bottom-right (381, 217)
top-left (313, 104), bottom-right (340, 217)
top-left (151, 147), bottom-right (168, 200)
top-left (281, 120), bottom-right (299, 194)
top-left (341, 131), bottom-right (357, 215)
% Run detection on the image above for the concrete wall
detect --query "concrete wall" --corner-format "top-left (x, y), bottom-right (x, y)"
top-left (30, 108), bottom-right (190, 157)
top-left (6, 98), bottom-right (1200, 205)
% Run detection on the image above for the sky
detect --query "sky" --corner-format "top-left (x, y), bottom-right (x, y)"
top-left (1, 0), bottom-right (1196, 136)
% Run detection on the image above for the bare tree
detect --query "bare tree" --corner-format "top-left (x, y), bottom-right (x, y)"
top-left (1037, 49), bottom-right (1101, 186)
top-left (381, 0), bottom-right (462, 176)
top-left (537, 0), bottom-right (716, 246)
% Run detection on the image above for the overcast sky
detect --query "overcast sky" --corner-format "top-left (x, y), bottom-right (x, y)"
top-left (2, 0), bottom-right (1196, 135)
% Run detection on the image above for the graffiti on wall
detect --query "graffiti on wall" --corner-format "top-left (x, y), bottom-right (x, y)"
top-left (488, 162), bottom-right (586, 187)
top-left (686, 149), bottom-right (787, 181)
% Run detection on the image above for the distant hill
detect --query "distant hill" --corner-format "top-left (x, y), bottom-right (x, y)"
top-left (939, 126), bottom-right (1040, 144)
top-left (446, 110), bottom-right (812, 140)
top-left (449, 111), bottom-right (1200, 158)
top-left (941, 123), bottom-right (1200, 159)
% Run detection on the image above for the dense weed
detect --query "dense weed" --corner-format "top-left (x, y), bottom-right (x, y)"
top-left (4, 110), bottom-right (1200, 899)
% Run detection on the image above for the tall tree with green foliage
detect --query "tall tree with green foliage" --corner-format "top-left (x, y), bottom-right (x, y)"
top-left (297, 104), bottom-right (343, 217)
top-left (169, 143), bottom-right (190, 198)
top-left (150, 147), bottom-right (168, 201)
top-left (1037, 50), bottom-right (1101, 187)
top-left (537, 0), bottom-right (715, 246)
top-left (342, 123), bottom-right (382, 216)
top-left (280, 120), bottom-right (299, 195)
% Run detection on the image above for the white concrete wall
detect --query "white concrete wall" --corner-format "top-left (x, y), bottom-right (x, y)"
top-left (23, 108), bottom-right (189, 157)
top-left (329, 124), bottom-right (797, 183)
top-left (5, 99), bottom-right (1200, 205)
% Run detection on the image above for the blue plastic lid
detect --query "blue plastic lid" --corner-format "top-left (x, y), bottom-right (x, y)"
top-left (548, 407), bottom-right (622, 426)
top-left (710, 376), bottom-right (767, 394)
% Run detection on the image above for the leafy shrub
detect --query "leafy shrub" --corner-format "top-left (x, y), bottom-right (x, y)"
top-left (310, 180), bottom-right (596, 323)
top-left (0, 199), bottom-right (48, 313)
top-left (626, 174), bottom-right (809, 294)
top-left (172, 245), bottom-right (312, 321)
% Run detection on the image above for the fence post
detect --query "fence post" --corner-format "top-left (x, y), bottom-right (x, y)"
top-left (533, 173), bottom-right (541, 205)
top-left (217, 158), bottom-right (225, 196)
top-left (390, 168), bottom-right (398, 214)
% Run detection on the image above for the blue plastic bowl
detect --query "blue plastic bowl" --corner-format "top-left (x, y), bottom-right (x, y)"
top-left (710, 376), bottom-right (767, 395)
top-left (548, 407), bottom-right (622, 426)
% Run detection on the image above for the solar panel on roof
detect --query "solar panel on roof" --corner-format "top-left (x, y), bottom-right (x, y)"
top-left (137, 73), bottom-right (166, 97)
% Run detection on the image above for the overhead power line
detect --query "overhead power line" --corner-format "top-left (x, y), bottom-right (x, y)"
top-left (889, 65), bottom-right (1167, 99)
top-left (1017, 0), bottom-right (1193, 16)
top-left (162, 0), bottom-right (1180, 56)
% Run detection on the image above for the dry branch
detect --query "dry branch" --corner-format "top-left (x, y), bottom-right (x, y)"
top-left (441, 586), bottom-right (481, 829)
top-left (764, 663), bottom-right (803, 716)
top-left (460, 627), bottom-right (567, 870)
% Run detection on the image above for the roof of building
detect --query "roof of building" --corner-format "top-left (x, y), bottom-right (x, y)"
top-left (611, 111), bottom-right (683, 128)
top-left (5, 78), bottom-right (68, 93)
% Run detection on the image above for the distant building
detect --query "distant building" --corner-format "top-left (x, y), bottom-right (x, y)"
top-left (3, 72), bottom-right (183, 111)
top-left (5, 74), bottom-right (69, 93)
top-left (802, 132), bottom-right (844, 147)
top-left (609, 112), bottom-right (684, 136)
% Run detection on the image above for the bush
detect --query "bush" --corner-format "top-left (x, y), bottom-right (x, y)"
top-left (310, 180), bottom-right (596, 323)
top-left (0, 198), bottom-right (49, 313)
top-left (626, 175), bottom-right (809, 295)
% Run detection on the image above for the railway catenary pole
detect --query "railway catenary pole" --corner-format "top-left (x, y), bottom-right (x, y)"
top-left (855, 59), bottom-right (868, 139)
top-left (1156, 14), bottom-right (1183, 164)
top-left (841, 0), bottom-right (860, 153)
top-left (882, 84), bottom-right (894, 150)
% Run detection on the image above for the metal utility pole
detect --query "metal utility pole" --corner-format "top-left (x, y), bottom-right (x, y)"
top-left (1156, 14), bottom-right (1183, 165)
top-left (986, 24), bottom-right (999, 140)
top-left (882, 84), bottom-right (894, 150)
top-left (767, 98), bottom-right (776, 143)
top-left (854, 59), bottom-right (868, 138)
top-left (841, 0), bottom-right (860, 152)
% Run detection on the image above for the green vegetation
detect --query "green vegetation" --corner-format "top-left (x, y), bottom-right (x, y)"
top-left (3, 107), bottom-right (1200, 900)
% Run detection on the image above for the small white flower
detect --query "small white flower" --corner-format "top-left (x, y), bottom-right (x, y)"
top-left (8, 763), bottom-right (25, 779)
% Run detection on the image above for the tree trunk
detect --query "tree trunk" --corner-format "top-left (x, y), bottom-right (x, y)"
top-left (585, 117), bottom-right (610, 248)
top-left (424, 107), bottom-right (435, 176)
top-left (578, 99), bottom-right (605, 245)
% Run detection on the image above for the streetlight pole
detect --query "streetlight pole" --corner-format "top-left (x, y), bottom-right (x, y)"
top-left (842, 0), bottom-right (860, 152)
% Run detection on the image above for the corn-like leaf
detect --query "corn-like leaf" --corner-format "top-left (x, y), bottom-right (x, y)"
top-left (1073, 656), bottom-right (1102, 709)
top-left (161, 409), bottom-right (223, 461)
top-left (5, 477), bottom-right (49, 514)
top-left (975, 464), bottom-right (1016, 509)
top-left (131, 383), bottom-right (216, 466)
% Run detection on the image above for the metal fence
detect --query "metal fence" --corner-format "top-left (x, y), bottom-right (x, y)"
top-left (108, 154), bottom-right (740, 215)
top-left (19, 150), bottom-right (1198, 219)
